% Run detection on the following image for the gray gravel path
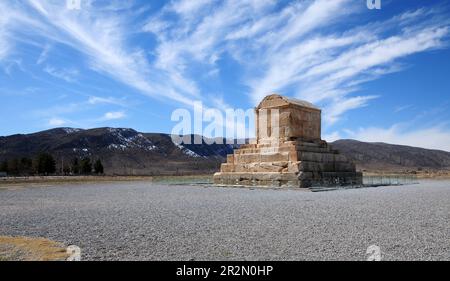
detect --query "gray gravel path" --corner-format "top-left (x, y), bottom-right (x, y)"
top-left (1, 180), bottom-right (449, 260)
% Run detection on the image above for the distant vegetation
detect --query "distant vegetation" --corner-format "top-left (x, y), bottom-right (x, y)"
top-left (0, 153), bottom-right (104, 176)
top-left (2, 127), bottom-right (450, 176)
top-left (0, 127), bottom-right (232, 176)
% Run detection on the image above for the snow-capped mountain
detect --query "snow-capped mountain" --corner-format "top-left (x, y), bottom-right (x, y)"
top-left (0, 127), bottom-right (237, 175)
top-left (1, 127), bottom-right (450, 175)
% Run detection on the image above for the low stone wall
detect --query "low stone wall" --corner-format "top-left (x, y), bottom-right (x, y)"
top-left (214, 140), bottom-right (362, 189)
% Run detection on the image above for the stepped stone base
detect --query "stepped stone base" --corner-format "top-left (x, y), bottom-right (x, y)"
top-left (214, 94), bottom-right (362, 189)
top-left (214, 140), bottom-right (362, 189)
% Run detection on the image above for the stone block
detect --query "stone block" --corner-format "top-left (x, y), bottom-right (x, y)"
top-left (259, 147), bottom-right (280, 154)
top-left (288, 151), bottom-right (298, 162)
top-left (260, 152), bottom-right (289, 162)
top-left (287, 162), bottom-right (300, 173)
top-left (220, 163), bottom-right (235, 173)
top-left (257, 162), bottom-right (288, 173)
top-left (214, 94), bottom-right (362, 189)
top-left (235, 153), bottom-right (260, 164)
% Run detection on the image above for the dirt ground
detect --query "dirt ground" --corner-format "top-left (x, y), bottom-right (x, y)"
top-left (0, 175), bottom-right (213, 189)
top-left (0, 236), bottom-right (68, 261)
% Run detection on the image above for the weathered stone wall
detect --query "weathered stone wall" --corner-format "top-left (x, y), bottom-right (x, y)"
top-left (256, 96), bottom-right (321, 143)
top-left (214, 94), bottom-right (362, 189)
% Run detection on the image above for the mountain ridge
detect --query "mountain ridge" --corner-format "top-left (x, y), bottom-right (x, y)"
top-left (1, 127), bottom-right (450, 175)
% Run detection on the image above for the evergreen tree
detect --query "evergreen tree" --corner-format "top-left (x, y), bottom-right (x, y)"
top-left (63, 165), bottom-right (71, 175)
top-left (19, 157), bottom-right (33, 175)
top-left (8, 159), bottom-right (20, 175)
top-left (71, 158), bottom-right (80, 175)
top-left (35, 153), bottom-right (56, 175)
top-left (80, 158), bottom-right (92, 174)
top-left (0, 160), bottom-right (8, 173)
top-left (94, 159), bottom-right (104, 174)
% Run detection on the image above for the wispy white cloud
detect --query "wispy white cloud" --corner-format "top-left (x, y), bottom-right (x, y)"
top-left (0, 31), bottom-right (8, 61)
top-left (100, 111), bottom-right (126, 121)
top-left (35, 102), bottom-right (87, 117)
top-left (3, 0), bottom-right (198, 107)
top-left (324, 95), bottom-right (378, 125)
top-left (36, 44), bottom-right (51, 65)
top-left (38, 100), bottom-right (128, 128)
top-left (295, 26), bottom-right (448, 107)
top-left (87, 96), bottom-right (128, 107)
top-left (271, 0), bottom-right (354, 49)
top-left (245, 7), bottom-right (448, 124)
top-left (168, 0), bottom-right (216, 18)
top-left (1, 0), bottom-right (450, 144)
top-left (48, 117), bottom-right (67, 127)
top-left (0, 2), bottom-right (11, 61)
top-left (394, 104), bottom-right (413, 113)
top-left (322, 131), bottom-right (342, 143)
top-left (144, 0), bottom-right (449, 125)
top-left (44, 65), bottom-right (79, 83)
top-left (34, 95), bottom-right (129, 122)
top-left (3, 59), bottom-right (25, 75)
top-left (147, 0), bottom-right (277, 98)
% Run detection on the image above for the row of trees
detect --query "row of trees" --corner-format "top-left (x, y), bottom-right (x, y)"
top-left (68, 157), bottom-right (104, 175)
top-left (0, 153), bottom-right (104, 176)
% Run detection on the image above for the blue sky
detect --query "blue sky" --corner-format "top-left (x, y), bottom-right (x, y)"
top-left (1, 0), bottom-right (450, 150)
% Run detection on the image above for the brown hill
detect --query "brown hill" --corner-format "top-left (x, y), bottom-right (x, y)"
top-left (1, 128), bottom-right (450, 175)
top-left (331, 139), bottom-right (450, 172)
top-left (0, 128), bottom-right (235, 176)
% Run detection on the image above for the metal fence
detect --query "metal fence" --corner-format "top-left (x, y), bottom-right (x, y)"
top-left (363, 175), bottom-right (418, 186)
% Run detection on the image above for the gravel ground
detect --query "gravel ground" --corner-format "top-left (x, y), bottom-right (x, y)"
top-left (0, 180), bottom-right (449, 261)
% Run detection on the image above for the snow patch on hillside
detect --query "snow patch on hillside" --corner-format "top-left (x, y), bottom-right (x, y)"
top-left (62, 128), bottom-right (82, 134)
top-left (106, 129), bottom-right (157, 151)
top-left (173, 143), bottom-right (202, 158)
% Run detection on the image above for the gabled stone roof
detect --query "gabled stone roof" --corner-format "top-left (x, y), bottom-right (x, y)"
top-left (256, 94), bottom-right (320, 111)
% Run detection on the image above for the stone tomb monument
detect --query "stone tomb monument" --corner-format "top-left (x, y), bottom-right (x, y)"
top-left (214, 94), bottom-right (362, 188)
